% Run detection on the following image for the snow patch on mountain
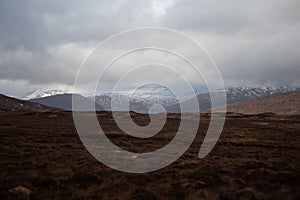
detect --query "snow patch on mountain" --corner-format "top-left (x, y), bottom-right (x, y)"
top-left (23, 89), bottom-right (65, 100)
top-left (94, 84), bottom-right (201, 113)
top-left (225, 86), bottom-right (298, 103)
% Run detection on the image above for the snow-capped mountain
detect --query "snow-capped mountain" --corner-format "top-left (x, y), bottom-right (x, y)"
top-left (22, 86), bottom-right (298, 113)
top-left (94, 84), bottom-right (200, 113)
top-left (225, 86), bottom-right (298, 104)
top-left (166, 86), bottom-right (299, 113)
top-left (23, 89), bottom-right (65, 100)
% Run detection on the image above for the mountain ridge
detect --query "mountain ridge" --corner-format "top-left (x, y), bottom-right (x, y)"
top-left (24, 86), bottom-right (299, 113)
top-left (30, 93), bottom-right (103, 111)
top-left (166, 86), bottom-right (299, 113)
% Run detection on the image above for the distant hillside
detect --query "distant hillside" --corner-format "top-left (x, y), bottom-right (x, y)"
top-left (0, 94), bottom-right (56, 113)
top-left (30, 94), bottom-right (103, 111)
top-left (216, 90), bottom-right (300, 115)
top-left (166, 86), bottom-right (298, 113)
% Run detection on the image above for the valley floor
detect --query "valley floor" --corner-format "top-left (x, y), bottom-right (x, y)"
top-left (0, 112), bottom-right (299, 199)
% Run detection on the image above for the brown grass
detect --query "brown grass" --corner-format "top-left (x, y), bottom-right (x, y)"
top-left (0, 112), bottom-right (299, 199)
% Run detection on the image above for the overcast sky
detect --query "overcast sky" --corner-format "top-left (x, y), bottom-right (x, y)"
top-left (0, 0), bottom-right (300, 98)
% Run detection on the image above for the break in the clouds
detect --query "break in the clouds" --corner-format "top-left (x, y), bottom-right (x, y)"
top-left (0, 0), bottom-right (300, 97)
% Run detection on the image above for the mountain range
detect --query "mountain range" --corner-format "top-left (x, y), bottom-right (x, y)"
top-left (23, 86), bottom-right (298, 113)
top-left (1, 85), bottom-right (299, 114)
top-left (166, 86), bottom-right (298, 113)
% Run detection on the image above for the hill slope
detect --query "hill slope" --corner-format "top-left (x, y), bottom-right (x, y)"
top-left (0, 94), bottom-right (57, 112)
top-left (221, 90), bottom-right (300, 115)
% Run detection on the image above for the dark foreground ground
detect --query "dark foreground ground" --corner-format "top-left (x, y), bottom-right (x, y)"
top-left (0, 111), bottom-right (299, 200)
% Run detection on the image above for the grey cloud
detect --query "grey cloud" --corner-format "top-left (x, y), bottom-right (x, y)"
top-left (160, 0), bottom-right (300, 86)
top-left (162, 0), bottom-right (300, 35)
top-left (0, 0), bottom-right (155, 52)
top-left (162, 0), bottom-right (255, 35)
top-left (0, 0), bottom-right (300, 97)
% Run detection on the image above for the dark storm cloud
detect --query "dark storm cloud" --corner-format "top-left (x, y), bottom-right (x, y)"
top-left (0, 0), bottom-right (300, 97)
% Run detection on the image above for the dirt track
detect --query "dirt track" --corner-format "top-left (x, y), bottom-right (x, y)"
top-left (0, 112), bottom-right (299, 199)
